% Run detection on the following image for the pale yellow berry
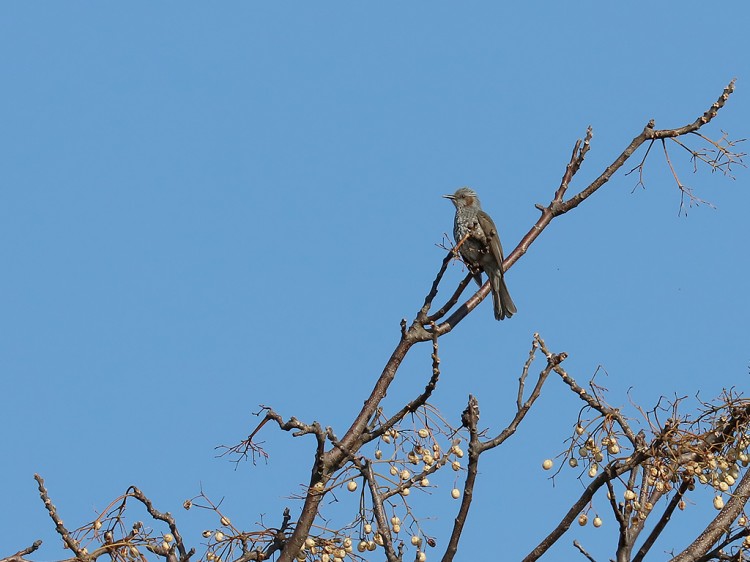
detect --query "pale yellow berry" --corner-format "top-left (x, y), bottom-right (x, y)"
top-left (578, 514), bottom-right (588, 526)
top-left (588, 464), bottom-right (598, 478)
top-left (725, 475), bottom-right (736, 486)
top-left (343, 537), bottom-right (352, 549)
top-left (305, 537), bottom-right (315, 548)
top-left (375, 450), bottom-right (383, 460)
top-left (392, 524), bottom-right (401, 533)
top-left (453, 447), bottom-right (464, 458)
top-left (420, 478), bottom-right (430, 487)
top-left (678, 500), bottom-right (686, 511)
top-left (367, 541), bottom-right (377, 551)
top-left (220, 516), bottom-right (231, 526)
top-left (451, 488), bottom-right (461, 499)
top-left (163, 534), bottom-right (174, 543)
top-left (624, 489), bottom-right (636, 501)
top-left (374, 533), bottom-right (384, 546)
top-left (714, 496), bottom-right (724, 510)
top-left (383, 435), bottom-right (391, 444)
top-left (739, 516), bottom-right (747, 526)
top-left (364, 523), bottom-right (372, 534)
top-left (347, 480), bottom-right (358, 492)
top-left (568, 458), bottom-right (578, 468)
top-left (418, 428), bottom-right (429, 438)
top-left (400, 469), bottom-right (411, 480)
top-left (357, 541), bottom-right (367, 552)
top-left (390, 465), bottom-right (399, 476)
top-left (321, 554), bottom-right (330, 562)
top-left (452, 461), bottom-right (461, 471)
top-left (93, 520), bottom-right (102, 530)
top-left (391, 516), bottom-right (401, 526)
top-left (542, 459), bottom-right (553, 470)
top-left (411, 535), bottom-right (422, 546)
top-left (608, 444), bottom-right (620, 455)
top-left (161, 542), bottom-right (170, 551)
top-left (417, 551), bottom-right (427, 562)
top-left (401, 487), bottom-right (410, 496)
top-left (202, 530), bottom-right (213, 538)
top-left (575, 425), bottom-right (585, 435)
top-left (215, 531), bottom-right (225, 541)
top-left (423, 453), bottom-right (434, 465)
top-left (593, 516), bottom-right (602, 528)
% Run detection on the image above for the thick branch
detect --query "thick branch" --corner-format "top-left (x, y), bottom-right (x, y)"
top-left (368, 327), bottom-right (441, 442)
top-left (670, 466), bottom-right (750, 562)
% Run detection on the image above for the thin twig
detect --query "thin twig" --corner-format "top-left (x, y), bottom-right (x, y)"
top-left (573, 539), bottom-right (598, 562)
top-left (34, 474), bottom-right (88, 559)
top-left (0, 541), bottom-right (43, 562)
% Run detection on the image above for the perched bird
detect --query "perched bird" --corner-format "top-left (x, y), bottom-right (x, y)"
top-left (444, 187), bottom-right (517, 320)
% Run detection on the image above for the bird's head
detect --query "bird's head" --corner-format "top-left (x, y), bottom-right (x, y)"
top-left (443, 187), bottom-right (480, 209)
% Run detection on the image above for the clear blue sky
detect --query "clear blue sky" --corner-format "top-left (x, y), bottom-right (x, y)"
top-left (2, 3), bottom-right (748, 560)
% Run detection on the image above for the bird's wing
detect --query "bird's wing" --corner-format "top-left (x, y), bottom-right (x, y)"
top-left (476, 210), bottom-right (505, 271)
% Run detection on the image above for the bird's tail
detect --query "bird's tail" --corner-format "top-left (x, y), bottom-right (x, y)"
top-left (490, 272), bottom-right (517, 321)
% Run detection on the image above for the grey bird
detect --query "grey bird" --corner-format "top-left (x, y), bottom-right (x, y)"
top-left (444, 187), bottom-right (517, 320)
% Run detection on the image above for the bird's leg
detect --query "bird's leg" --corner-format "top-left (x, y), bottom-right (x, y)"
top-left (452, 232), bottom-right (472, 255)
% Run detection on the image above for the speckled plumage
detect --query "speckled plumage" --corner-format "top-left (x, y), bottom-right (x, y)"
top-left (444, 187), bottom-right (517, 320)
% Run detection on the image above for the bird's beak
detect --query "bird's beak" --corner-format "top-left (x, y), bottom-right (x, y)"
top-left (442, 194), bottom-right (455, 200)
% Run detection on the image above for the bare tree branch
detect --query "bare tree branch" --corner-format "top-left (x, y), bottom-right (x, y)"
top-left (670, 467), bottom-right (750, 562)
top-left (0, 541), bottom-right (42, 562)
top-left (440, 395), bottom-right (481, 562)
top-left (633, 480), bottom-right (690, 562)
top-left (35, 474), bottom-right (88, 560)
top-left (573, 539), bottom-right (598, 562)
